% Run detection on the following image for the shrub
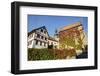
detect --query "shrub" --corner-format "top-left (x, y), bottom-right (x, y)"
top-left (65, 49), bottom-right (76, 57)
top-left (53, 49), bottom-right (66, 59)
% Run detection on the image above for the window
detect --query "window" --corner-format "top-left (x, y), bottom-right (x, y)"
top-left (36, 40), bottom-right (38, 45)
top-left (37, 34), bottom-right (40, 38)
top-left (41, 36), bottom-right (44, 39)
top-left (44, 42), bottom-right (46, 46)
top-left (45, 37), bottom-right (47, 40)
top-left (41, 29), bottom-right (43, 32)
top-left (29, 34), bottom-right (33, 38)
top-left (40, 41), bottom-right (42, 46)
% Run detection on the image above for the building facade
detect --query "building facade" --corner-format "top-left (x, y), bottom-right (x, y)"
top-left (28, 26), bottom-right (59, 49)
top-left (48, 37), bottom-right (59, 49)
top-left (59, 22), bottom-right (88, 55)
top-left (28, 26), bottom-right (49, 48)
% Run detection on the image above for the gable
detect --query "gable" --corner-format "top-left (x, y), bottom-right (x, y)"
top-left (28, 26), bottom-right (49, 37)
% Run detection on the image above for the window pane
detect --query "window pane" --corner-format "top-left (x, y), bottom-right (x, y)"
top-left (37, 34), bottom-right (40, 38)
top-left (36, 40), bottom-right (38, 45)
top-left (41, 36), bottom-right (44, 39)
top-left (40, 41), bottom-right (42, 46)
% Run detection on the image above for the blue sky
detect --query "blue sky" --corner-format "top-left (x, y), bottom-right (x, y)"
top-left (28, 15), bottom-right (88, 37)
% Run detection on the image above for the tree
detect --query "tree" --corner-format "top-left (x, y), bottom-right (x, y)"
top-left (59, 27), bottom-right (85, 50)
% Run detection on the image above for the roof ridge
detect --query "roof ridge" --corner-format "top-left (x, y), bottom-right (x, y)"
top-left (60, 22), bottom-right (82, 32)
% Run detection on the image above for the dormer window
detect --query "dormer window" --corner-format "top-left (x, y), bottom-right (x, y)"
top-left (29, 34), bottom-right (33, 38)
top-left (41, 29), bottom-right (43, 32)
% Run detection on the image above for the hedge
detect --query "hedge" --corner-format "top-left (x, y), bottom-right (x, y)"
top-left (28, 48), bottom-right (76, 61)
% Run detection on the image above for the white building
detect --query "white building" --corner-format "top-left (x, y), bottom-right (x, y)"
top-left (28, 26), bottom-right (59, 49)
top-left (48, 37), bottom-right (59, 49)
top-left (28, 26), bottom-right (49, 48)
